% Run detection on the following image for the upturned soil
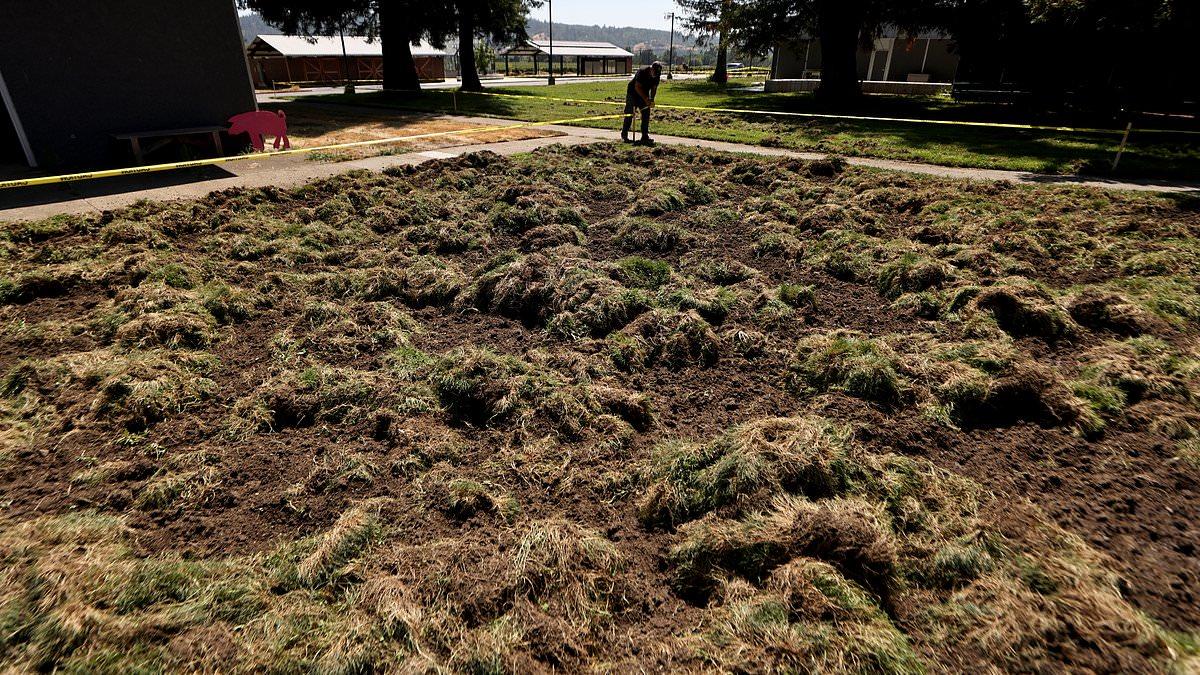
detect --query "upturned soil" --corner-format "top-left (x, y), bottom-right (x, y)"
top-left (1, 143), bottom-right (1197, 672)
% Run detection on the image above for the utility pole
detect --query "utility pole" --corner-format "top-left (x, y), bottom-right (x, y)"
top-left (665, 12), bottom-right (675, 80)
top-left (339, 26), bottom-right (355, 94)
top-left (547, 0), bottom-right (556, 85)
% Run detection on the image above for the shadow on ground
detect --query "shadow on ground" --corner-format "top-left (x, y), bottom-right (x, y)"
top-left (0, 165), bottom-right (237, 213)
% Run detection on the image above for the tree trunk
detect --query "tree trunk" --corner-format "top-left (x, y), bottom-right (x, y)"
top-left (380, 0), bottom-right (421, 91)
top-left (815, 0), bottom-right (862, 102)
top-left (458, 7), bottom-right (482, 92)
top-left (710, 31), bottom-right (728, 84)
top-left (709, 0), bottom-right (730, 84)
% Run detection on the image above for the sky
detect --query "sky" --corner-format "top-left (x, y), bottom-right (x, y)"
top-left (526, 0), bottom-right (681, 32)
top-left (240, 1), bottom-right (683, 33)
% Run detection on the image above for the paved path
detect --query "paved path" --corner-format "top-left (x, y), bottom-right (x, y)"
top-left (3, 116), bottom-right (1197, 222)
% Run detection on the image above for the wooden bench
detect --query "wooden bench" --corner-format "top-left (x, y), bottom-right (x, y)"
top-left (113, 126), bottom-right (225, 164)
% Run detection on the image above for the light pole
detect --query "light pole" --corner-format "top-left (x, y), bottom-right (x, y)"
top-left (665, 12), bottom-right (675, 80)
top-left (547, 0), bottom-right (555, 85)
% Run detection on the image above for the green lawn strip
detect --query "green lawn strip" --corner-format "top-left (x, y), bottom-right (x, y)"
top-left (309, 79), bottom-right (1200, 179)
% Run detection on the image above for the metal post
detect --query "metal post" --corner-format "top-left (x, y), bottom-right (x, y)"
top-left (666, 12), bottom-right (675, 80)
top-left (1112, 121), bottom-right (1133, 171)
top-left (0, 66), bottom-right (36, 167)
top-left (547, 0), bottom-right (555, 85)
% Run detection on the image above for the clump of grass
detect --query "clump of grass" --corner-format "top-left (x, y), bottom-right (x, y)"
top-left (616, 256), bottom-right (672, 290)
top-left (700, 558), bottom-right (923, 674)
top-left (279, 300), bottom-right (416, 360)
top-left (777, 284), bottom-right (816, 310)
top-left (419, 467), bottom-right (519, 522)
top-left (1107, 276), bottom-right (1200, 326)
top-left (609, 309), bottom-right (720, 371)
top-left (1066, 338), bottom-right (1197, 432)
top-left (630, 188), bottom-right (687, 216)
top-left (295, 501), bottom-right (384, 587)
top-left (1066, 288), bottom-right (1159, 336)
top-left (911, 338), bottom-right (1087, 431)
top-left (146, 262), bottom-right (195, 289)
top-left (198, 282), bottom-right (262, 324)
top-left (685, 256), bottom-right (759, 285)
top-left (680, 179), bottom-right (718, 205)
top-left (115, 308), bottom-right (216, 349)
top-left (638, 416), bottom-right (854, 528)
top-left (232, 365), bottom-right (388, 433)
top-left (669, 495), bottom-right (898, 602)
top-left (654, 416), bottom-right (1178, 672)
top-left (315, 258), bottom-right (465, 307)
top-left (754, 230), bottom-right (805, 259)
top-left (0, 267), bottom-right (82, 305)
top-left (430, 347), bottom-right (645, 438)
top-left (803, 229), bottom-right (879, 281)
top-left (694, 206), bottom-right (740, 231)
top-left (614, 217), bottom-right (689, 252)
top-left (724, 328), bottom-right (770, 358)
top-left (662, 285), bottom-right (740, 324)
top-left (788, 331), bottom-right (908, 406)
top-left (509, 519), bottom-right (626, 621)
top-left (876, 253), bottom-right (949, 299)
top-left (468, 252), bottom-right (651, 338)
top-left (47, 349), bottom-right (219, 432)
top-left (520, 222), bottom-right (586, 251)
top-left (972, 278), bottom-right (1076, 340)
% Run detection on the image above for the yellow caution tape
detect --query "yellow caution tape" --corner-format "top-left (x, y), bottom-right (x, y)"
top-left (469, 90), bottom-right (1200, 136)
top-left (0, 113), bottom-right (629, 191)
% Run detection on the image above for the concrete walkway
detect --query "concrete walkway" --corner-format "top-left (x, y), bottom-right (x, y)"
top-left (3, 116), bottom-right (1197, 222)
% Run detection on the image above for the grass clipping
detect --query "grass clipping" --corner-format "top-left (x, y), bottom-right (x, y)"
top-left (640, 416), bottom-right (1183, 672)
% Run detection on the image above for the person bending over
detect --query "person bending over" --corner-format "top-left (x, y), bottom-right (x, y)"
top-left (622, 61), bottom-right (663, 146)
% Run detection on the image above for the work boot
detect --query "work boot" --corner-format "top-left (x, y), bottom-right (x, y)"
top-left (621, 133), bottom-right (633, 143)
top-left (635, 137), bottom-right (656, 147)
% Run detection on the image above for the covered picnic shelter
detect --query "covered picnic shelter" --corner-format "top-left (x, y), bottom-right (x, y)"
top-left (498, 40), bottom-right (633, 77)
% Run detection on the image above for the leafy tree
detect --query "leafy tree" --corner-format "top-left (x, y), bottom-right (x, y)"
top-left (679, 0), bottom-right (733, 83)
top-left (239, 0), bottom-right (453, 91)
top-left (452, 0), bottom-right (537, 92)
top-left (728, 0), bottom-right (935, 100)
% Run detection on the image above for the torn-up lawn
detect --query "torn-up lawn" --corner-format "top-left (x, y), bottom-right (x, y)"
top-left (1, 144), bottom-right (1199, 672)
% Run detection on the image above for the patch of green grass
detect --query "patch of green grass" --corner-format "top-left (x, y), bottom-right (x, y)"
top-left (778, 284), bottom-right (816, 309)
top-left (616, 256), bottom-right (672, 290)
top-left (312, 79), bottom-right (1200, 178)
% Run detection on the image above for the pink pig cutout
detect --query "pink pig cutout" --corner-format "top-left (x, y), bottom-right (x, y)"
top-left (228, 110), bottom-right (290, 152)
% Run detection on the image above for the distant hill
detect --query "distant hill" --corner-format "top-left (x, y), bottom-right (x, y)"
top-left (238, 13), bottom-right (281, 43)
top-left (238, 11), bottom-right (700, 53)
top-left (526, 18), bottom-right (699, 53)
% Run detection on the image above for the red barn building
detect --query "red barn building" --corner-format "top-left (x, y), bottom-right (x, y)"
top-left (246, 34), bottom-right (449, 87)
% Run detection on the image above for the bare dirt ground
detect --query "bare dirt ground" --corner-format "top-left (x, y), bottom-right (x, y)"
top-left (1, 144), bottom-right (1198, 672)
top-left (278, 101), bottom-right (561, 161)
